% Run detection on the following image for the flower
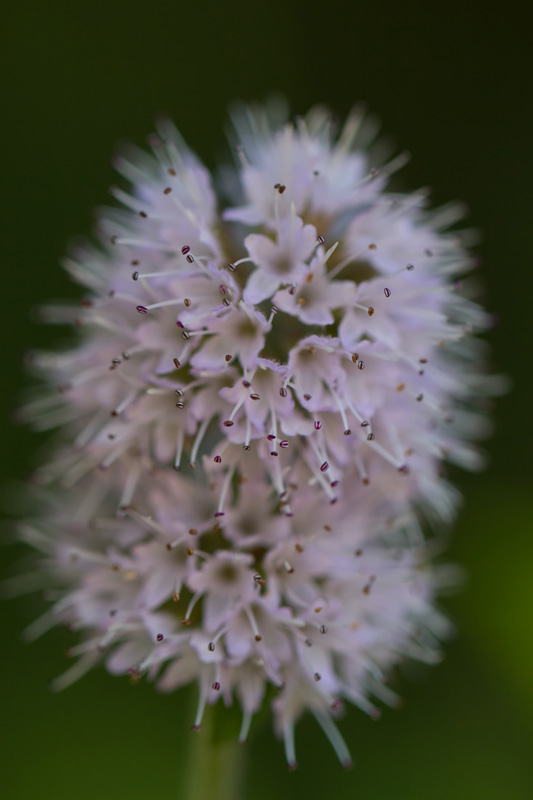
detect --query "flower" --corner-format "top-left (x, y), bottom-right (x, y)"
top-left (18, 103), bottom-right (497, 768)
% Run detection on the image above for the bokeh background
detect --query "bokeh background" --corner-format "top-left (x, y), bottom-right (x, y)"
top-left (1, 1), bottom-right (532, 797)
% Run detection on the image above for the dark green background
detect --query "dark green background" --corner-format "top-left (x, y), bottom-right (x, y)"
top-left (1, 1), bottom-right (532, 797)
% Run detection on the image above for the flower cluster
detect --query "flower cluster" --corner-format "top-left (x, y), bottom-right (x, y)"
top-left (19, 104), bottom-right (494, 767)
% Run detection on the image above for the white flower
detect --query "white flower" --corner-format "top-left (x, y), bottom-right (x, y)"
top-left (243, 213), bottom-right (317, 304)
top-left (18, 103), bottom-right (498, 767)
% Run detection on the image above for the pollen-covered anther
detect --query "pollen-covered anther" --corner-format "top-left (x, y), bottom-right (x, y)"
top-left (212, 682), bottom-right (221, 691)
top-left (314, 672), bottom-right (322, 681)
top-left (253, 574), bottom-right (266, 586)
top-left (156, 633), bottom-right (164, 642)
top-left (207, 642), bottom-right (215, 652)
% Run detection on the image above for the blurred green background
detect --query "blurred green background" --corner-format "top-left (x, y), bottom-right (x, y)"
top-left (1, 0), bottom-right (532, 797)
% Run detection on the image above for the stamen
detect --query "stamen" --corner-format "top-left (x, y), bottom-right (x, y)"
top-left (239, 710), bottom-right (253, 744)
top-left (312, 709), bottom-right (353, 769)
top-left (216, 465), bottom-right (235, 516)
top-left (269, 407), bottom-right (279, 456)
top-left (192, 679), bottom-right (209, 731)
top-left (354, 302), bottom-right (375, 316)
top-left (141, 298), bottom-right (184, 312)
top-left (299, 443), bottom-right (337, 502)
top-left (282, 718), bottom-right (298, 770)
top-left (112, 388), bottom-right (139, 417)
top-left (366, 439), bottom-right (405, 470)
top-left (354, 454), bottom-right (369, 485)
top-left (189, 417), bottom-right (212, 467)
top-left (183, 592), bottom-right (202, 624)
top-left (225, 396), bottom-right (245, 425)
top-left (133, 269), bottom-right (180, 281)
top-left (244, 416), bottom-right (252, 451)
top-left (117, 462), bottom-right (141, 515)
top-left (231, 256), bottom-right (254, 268)
top-left (48, 654), bottom-right (101, 693)
top-left (244, 606), bottom-right (262, 641)
top-left (174, 428), bottom-right (185, 471)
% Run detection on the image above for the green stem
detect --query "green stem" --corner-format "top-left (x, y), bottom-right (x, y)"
top-left (181, 704), bottom-right (246, 800)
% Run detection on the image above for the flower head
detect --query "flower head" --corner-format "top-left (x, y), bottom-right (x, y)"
top-left (19, 103), bottom-right (496, 766)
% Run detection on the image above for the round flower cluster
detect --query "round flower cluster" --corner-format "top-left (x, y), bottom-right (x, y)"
top-left (20, 105), bottom-right (494, 767)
